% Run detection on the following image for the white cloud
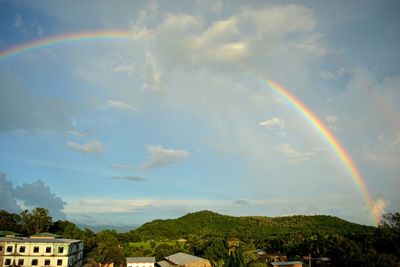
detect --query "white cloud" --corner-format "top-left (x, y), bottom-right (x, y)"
top-left (14, 14), bottom-right (23, 28)
top-left (377, 134), bottom-right (385, 141)
top-left (325, 115), bottom-right (339, 123)
top-left (143, 51), bottom-right (168, 94)
top-left (65, 140), bottom-right (104, 155)
top-left (148, 4), bottom-right (320, 70)
top-left (64, 198), bottom-right (152, 214)
top-left (372, 197), bottom-right (389, 224)
top-left (294, 34), bottom-right (331, 56)
top-left (65, 130), bottom-right (90, 138)
top-left (111, 176), bottom-right (146, 182)
top-left (140, 145), bottom-right (190, 170)
top-left (259, 117), bottom-right (285, 128)
top-left (106, 100), bottom-right (136, 111)
top-left (275, 143), bottom-right (315, 161)
top-left (110, 163), bottom-right (136, 170)
top-left (112, 64), bottom-right (135, 75)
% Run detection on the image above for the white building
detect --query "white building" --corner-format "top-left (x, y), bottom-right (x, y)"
top-left (0, 234), bottom-right (84, 267)
top-left (126, 257), bottom-right (155, 267)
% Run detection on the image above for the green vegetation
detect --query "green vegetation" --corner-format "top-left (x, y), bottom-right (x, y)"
top-left (131, 210), bottom-right (374, 241)
top-left (1, 209), bottom-right (399, 267)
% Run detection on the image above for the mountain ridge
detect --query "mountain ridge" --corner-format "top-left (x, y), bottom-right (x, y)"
top-left (130, 210), bottom-right (374, 240)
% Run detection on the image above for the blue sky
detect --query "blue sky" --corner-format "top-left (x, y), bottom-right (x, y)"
top-left (0, 0), bottom-right (399, 226)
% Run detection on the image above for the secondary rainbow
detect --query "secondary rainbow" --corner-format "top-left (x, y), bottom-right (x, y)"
top-left (0, 31), bottom-right (378, 225)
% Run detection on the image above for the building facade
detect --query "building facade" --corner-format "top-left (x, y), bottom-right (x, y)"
top-left (0, 235), bottom-right (84, 267)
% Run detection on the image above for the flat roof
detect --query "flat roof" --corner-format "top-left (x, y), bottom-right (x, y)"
top-left (165, 252), bottom-right (208, 265)
top-left (0, 237), bottom-right (82, 244)
top-left (126, 257), bottom-right (156, 263)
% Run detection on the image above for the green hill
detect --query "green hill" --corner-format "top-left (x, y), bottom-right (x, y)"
top-left (131, 210), bottom-right (374, 241)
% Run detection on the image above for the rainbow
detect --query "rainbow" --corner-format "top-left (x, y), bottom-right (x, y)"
top-left (0, 30), bottom-right (137, 61)
top-left (260, 78), bottom-right (377, 225)
top-left (0, 30), bottom-right (378, 225)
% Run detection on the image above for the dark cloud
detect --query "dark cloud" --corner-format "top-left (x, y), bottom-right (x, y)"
top-left (111, 176), bottom-right (146, 182)
top-left (0, 172), bottom-right (66, 219)
top-left (234, 199), bottom-right (249, 205)
top-left (0, 71), bottom-right (75, 133)
top-left (0, 172), bottom-right (21, 213)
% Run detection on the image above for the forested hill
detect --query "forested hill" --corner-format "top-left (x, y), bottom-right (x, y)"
top-left (131, 210), bottom-right (374, 240)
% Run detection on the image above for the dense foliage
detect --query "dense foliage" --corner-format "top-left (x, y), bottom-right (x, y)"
top-left (1, 209), bottom-right (399, 266)
top-left (131, 210), bottom-right (374, 241)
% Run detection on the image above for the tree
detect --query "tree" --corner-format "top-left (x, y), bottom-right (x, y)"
top-left (224, 250), bottom-right (246, 267)
top-left (31, 208), bottom-right (52, 234)
top-left (328, 238), bottom-right (362, 267)
top-left (375, 212), bottom-right (400, 258)
top-left (50, 220), bottom-right (82, 239)
top-left (0, 210), bottom-right (21, 232)
top-left (90, 231), bottom-right (125, 266)
top-left (155, 243), bottom-right (179, 261)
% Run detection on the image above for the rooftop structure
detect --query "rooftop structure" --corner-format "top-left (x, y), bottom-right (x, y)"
top-left (163, 252), bottom-right (211, 267)
top-left (0, 235), bottom-right (84, 267)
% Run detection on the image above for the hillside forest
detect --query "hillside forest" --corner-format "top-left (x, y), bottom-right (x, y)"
top-left (1, 208), bottom-right (399, 267)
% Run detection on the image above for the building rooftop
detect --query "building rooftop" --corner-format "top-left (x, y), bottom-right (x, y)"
top-left (0, 230), bottom-right (22, 237)
top-left (0, 236), bottom-right (81, 244)
top-left (157, 260), bottom-right (170, 267)
top-left (30, 232), bottom-right (61, 238)
top-left (126, 257), bottom-right (156, 263)
top-left (165, 252), bottom-right (208, 265)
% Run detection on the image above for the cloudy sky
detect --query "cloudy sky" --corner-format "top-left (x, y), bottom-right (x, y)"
top-left (0, 0), bottom-right (399, 227)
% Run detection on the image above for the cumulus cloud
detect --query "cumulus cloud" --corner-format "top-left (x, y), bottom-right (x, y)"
top-left (0, 172), bottom-right (21, 213)
top-left (65, 140), bottom-right (104, 155)
top-left (140, 145), bottom-right (190, 170)
top-left (0, 172), bottom-right (66, 219)
top-left (106, 100), bottom-right (136, 111)
top-left (14, 180), bottom-right (66, 219)
top-left (111, 176), bottom-right (146, 182)
top-left (275, 143), bottom-right (316, 161)
top-left (147, 3), bottom-right (321, 71)
top-left (259, 117), bottom-right (285, 128)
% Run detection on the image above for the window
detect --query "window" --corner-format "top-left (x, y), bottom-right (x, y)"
top-left (18, 259), bottom-right (24, 265)
top-left (19, 246), bottom-right (26, 253)
top-left (33, 246), bottom-right (39, 253)
top-left (0, 246), bottom-right (3, 251)
top-left (45, 259), bottom-right (51, 265)
top-left (57, 259), bottom-right (63, 266)
top-left (5, 259), bottom-right (11, 266)
top-left (32, 259), bottom-right (38, 266)
top-left (46, 246), bottom-right (51, 253)
top-left (58, 247), bottom-right (64, 253)
top-left (6, 246), bottom-right (12, 252)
